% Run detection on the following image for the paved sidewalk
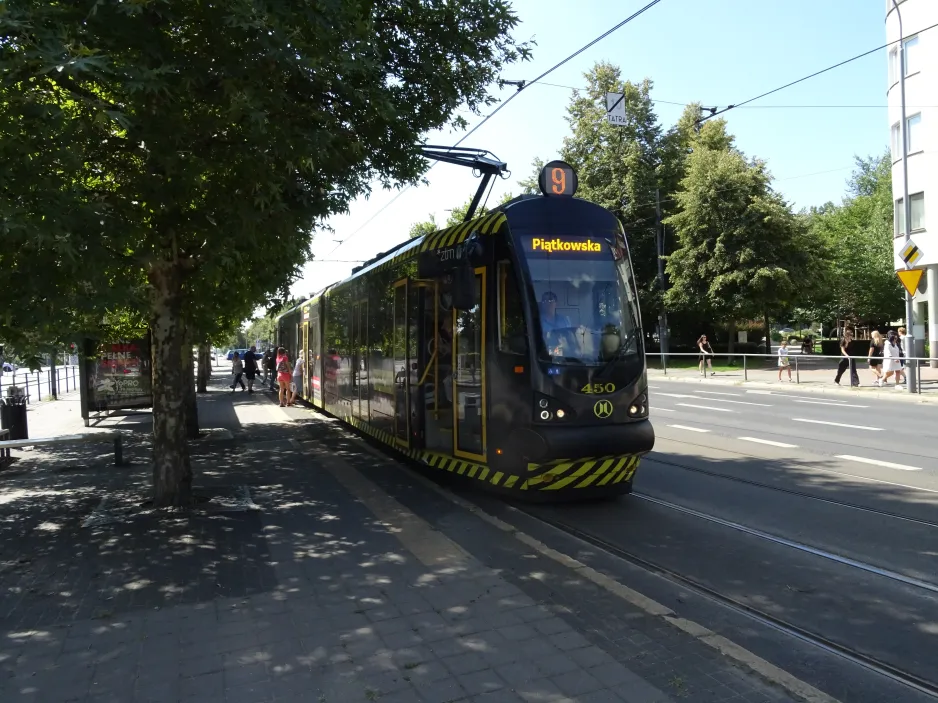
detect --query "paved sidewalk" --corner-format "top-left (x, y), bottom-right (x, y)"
top-left (649, 361), bottom-right (938, 404)
top-left (0, 371), bottom-right (799, 702)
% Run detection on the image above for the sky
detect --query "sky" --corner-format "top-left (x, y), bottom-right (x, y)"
top-left (288, 0), bottom-right (892, 302)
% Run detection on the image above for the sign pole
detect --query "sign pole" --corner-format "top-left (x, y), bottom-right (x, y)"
top-left (894, 0), bottom-right (916, 393)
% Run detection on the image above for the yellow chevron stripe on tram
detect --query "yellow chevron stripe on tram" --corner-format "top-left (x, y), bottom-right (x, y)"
top-left (575, 457), bottom-right (618, 488)
top-left (542, 460), bottom-right (599, 491)
top-left (596, 457), bottom-right (629, 486)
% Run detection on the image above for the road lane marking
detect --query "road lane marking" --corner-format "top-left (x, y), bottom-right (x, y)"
top-left (693, 391), bottom-right (744, 397)
top-left (677, 403), bottom-right (734, 413)
top-left (792, 418), bottom-right (882, 431)
top-left (649, 385), bottom-right (660, 389)
top-left (658, 393), bottom-right (697, 399)
top-left (689, 398), bottom-right (772, 407)
top-left (746, 390), bottom-right (773, 395)
top-left (668, 425), bottom-right (710, 433)
top-left (652, 408), bottom-right (676, 412)
top-left (775, 394), bottom-right (848, 403)
top-left (793, 400), bottom-right (869, 408)
top-left (836, 455), bottom-right (922, 471)
top-left (738, 437), bottom-right (798, 448)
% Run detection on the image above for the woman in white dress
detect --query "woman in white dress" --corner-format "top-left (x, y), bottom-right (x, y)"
top-left (882, 330), bottom-right (902, 388)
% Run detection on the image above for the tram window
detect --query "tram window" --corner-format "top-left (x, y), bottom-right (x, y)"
top-left (498, 261), bottom-right (528, 355)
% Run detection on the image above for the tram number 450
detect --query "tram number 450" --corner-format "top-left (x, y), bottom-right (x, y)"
top-left (580, 383), bottom-right (615, 394)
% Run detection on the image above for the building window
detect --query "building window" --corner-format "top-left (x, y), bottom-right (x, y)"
top-left (895, 192), bottom-right (926, 236)
top-left (907, 113), bottom-right (922, 153)
top-left (904, 36), bottom-right (919, 75)
top-left (891, 122), bottom-right (901, 159)
top-left (889, 48), bottom-right (898, 85)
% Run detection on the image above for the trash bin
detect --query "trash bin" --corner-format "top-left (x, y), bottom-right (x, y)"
top-left (1, 391), bottom-right (28, 440)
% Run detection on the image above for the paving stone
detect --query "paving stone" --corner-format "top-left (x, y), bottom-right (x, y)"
top-left (442, 651), bottom-right (489, 676)
top-left (457, 668), bottom-right (506, 696)
top-left (412, 675), bottom-right (468, 702)
top-left (179, 670), bottom-right (224, 700)
top-left (535, 651), bottom-right (581, 677)
top-left (495, 660), bottom-right (542, 686)
top-left (515, 677), bottom-right (567, 702)
top-left (497, 624), bottom-right (539, 642)
top-left (548, 630), bottom-right (592, 652)
top-left (551, 668), bottom-right (604, 697)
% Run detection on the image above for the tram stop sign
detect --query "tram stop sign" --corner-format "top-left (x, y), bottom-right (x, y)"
top-left (538, 160), bottom-right (578, 198)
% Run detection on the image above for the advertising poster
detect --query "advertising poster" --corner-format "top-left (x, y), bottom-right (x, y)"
top-left (86, 337), bottom-right (153, 411)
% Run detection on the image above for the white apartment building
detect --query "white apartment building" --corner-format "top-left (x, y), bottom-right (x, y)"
top-left (886, 0), bottom-right (938, 362)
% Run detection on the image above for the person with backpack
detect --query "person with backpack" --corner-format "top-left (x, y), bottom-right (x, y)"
top-left (275, 347), bottom-right (293, 407)
top-left (243, 345), bottom-right (260, 394)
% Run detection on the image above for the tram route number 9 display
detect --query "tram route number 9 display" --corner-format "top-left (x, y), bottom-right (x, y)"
top-left (538, 159), bottom-right (578, 198)
top-left (580, 382), bottom-right (616, 394)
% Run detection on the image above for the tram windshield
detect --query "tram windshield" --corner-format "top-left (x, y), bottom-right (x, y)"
top-left (518, 234), bottom-right (641, 366)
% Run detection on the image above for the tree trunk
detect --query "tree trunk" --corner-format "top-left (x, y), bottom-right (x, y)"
top-left (197, 342), bottom-right (212, 393)
top-left (182, 331), bottom-right (199, 440)
top-left (727, 320), bottom-right (737, 365)
top-left (764, 311), bottom-right (771, 355)
top-left (149, 264), bottom-right (193, 507)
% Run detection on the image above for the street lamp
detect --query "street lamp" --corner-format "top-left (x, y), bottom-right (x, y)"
top-left (893, 0), bottom-right (916, 394)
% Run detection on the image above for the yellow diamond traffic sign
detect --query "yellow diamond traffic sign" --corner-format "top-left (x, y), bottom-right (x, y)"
top-left (897, 268), bottom-right (924, 297)
top-left (899, 240), bottom-right (924, 267)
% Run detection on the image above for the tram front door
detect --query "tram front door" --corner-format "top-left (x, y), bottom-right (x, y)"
top-left (419, 270), bottom-right (487, 462)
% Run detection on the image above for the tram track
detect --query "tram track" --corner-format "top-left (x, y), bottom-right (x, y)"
top-left (645, 451), bottom-right (938, 531)
top-left (513, 502), bottom-right (938, 700)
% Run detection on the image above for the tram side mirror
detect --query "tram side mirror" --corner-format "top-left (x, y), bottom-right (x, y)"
top-left (451, 262), bottom-right (478, 310)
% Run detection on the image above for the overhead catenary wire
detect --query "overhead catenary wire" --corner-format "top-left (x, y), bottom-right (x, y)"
top-left (325, 0), bottom-right (665, 257)
top-left (697, 19), bottom-right (938, 124)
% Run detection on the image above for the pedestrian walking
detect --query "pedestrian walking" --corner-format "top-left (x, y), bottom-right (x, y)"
top-left (777, 339), bottom-right (793, 382)
top-left (276, 347), bottom-right (293, 407)
top-left (833, 329), bottom-right (859, 387)
top-left (243, 345), bottom-right (259, 393)
top-left (868, 331), bottom-right (884, 386)
top-left (230, 351), bottom-right (245, 392)
top-left (882, 330), bottom-right (903, 388)
top-left (896, 326), bottom-right (907, 386)
top-left (289, 350), bottom-right (305, 406)
top-left (697, 335), bottom-right (714, 377)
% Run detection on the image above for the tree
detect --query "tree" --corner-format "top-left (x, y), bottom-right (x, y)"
top-left (518, 64), bottom-right (666, 324)
top-left (2, 0), bottom-right (529, 505)
top-left (800, 153), bottom-right (902, 325)
top-left (665, 119), bottom-right (824, 353)
top-left (409, 215), bottom-right (439, 239)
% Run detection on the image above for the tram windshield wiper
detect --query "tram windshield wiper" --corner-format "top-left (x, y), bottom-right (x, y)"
top-left (594, 330), bottom-right (636, 379)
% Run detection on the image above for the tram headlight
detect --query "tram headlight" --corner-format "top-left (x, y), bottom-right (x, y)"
top-left (628, 394), bottom-right (647, 418)
top-left (534, 393), bottom-right (572, 422)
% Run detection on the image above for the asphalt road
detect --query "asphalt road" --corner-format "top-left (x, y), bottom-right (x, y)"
top-left (511, 378), bottom-right (938, 702)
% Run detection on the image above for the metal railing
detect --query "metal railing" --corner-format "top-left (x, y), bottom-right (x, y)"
top-left (646, 352), bottom-right (935, 394)
top-left (0, 366), bottom-right (80, 404)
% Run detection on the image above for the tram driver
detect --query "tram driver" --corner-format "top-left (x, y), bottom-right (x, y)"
top-left (540, 291), bottom-right (572, 356)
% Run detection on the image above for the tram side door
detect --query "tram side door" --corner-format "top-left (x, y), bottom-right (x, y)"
top-left (452, 267), bottom-right (487, 462)
top-left (302, 320), bottom-right (309, 400)
top-left (392, 280), bottom-right (409, 446)
top-left (419, 281), bottom-right (453, 455)
top-left (351, 299), bottom-right (368, 420)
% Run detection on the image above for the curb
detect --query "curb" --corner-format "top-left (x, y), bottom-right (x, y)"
top-left (347, 435), bottom-right (842, 703)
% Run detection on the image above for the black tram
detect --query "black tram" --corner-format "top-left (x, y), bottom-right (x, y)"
top-left (276, 161), bottom-right (654, 500)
